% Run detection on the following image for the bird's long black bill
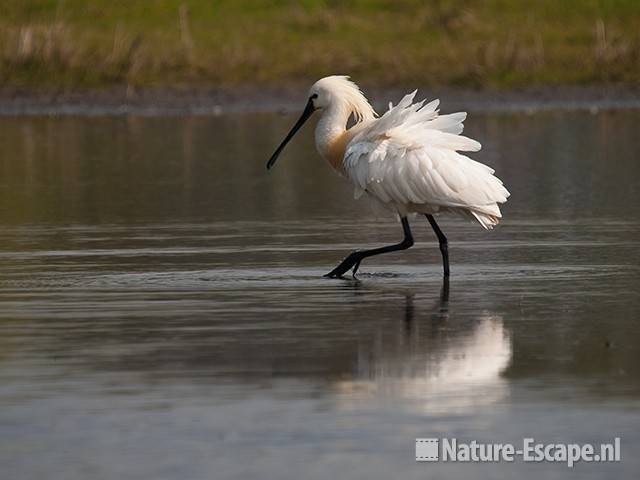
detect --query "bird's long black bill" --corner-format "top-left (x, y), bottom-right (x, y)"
top-left (266, 98), bottom-right (315, 170)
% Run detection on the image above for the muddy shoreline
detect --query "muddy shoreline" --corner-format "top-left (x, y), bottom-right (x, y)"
top-left (1, 84), bottom-right (639, 116)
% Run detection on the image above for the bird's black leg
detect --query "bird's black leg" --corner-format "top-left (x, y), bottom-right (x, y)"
top-left (324, 217), bottom-right (414, 278)
top-left (425, 214), bottom-right (450, 277)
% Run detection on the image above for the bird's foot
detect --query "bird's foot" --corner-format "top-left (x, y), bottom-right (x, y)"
top-left (323, 269), bottom-right (344, 279)
top-left (351, 259), bottom-right (362, 278)
top-left (324, 252), bottom-right (361, 278)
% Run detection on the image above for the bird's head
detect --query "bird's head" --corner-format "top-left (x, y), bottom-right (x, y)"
top-left (304, 79), bottom-right (331, 112)
top-left (266, 76), bottom-right (375, 170)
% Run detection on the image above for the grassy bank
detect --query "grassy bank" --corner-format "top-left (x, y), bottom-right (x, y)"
top-left (1, 0), bottom-right (639, 91)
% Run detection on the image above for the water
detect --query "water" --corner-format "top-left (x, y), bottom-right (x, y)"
top-left (0, 110), bottom-right (639, 479)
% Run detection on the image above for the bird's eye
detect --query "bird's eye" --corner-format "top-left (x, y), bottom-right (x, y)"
top-left (310, 94), bottom-right (318, 100)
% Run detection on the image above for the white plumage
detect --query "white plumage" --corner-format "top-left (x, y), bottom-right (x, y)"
top-left (267, 75), bottom-right (511, 278)
top-left (343, 89), bottom-right (510, 229)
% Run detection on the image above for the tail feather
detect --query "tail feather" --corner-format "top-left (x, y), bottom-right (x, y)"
top-left (470, 209), bottom-right (501, 230)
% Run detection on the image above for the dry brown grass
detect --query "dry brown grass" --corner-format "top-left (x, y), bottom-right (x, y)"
top-left (1, 1), bottom-right (639, 90)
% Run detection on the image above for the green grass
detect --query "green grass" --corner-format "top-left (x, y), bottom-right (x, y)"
top-left (1, 0), bottom-right (639, 90)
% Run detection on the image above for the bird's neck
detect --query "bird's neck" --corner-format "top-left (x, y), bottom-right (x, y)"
top-left (315, 103), bottom-right (353, 173)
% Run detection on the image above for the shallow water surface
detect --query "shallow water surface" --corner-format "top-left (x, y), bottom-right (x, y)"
top-left (0, 110), bottom-right (639, 479)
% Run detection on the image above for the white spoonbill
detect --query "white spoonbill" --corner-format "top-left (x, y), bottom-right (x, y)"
top-left (267, 76), bottom-right (510, 278)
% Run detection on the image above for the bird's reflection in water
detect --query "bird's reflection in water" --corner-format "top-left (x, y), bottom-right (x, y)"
top-left (335, 278), bottom-right (512, 414)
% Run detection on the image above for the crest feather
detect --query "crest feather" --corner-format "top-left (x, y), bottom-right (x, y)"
top-left (313, 75), bottom-right (377, 122)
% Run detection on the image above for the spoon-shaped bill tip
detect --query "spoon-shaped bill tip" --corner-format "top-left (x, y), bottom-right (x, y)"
top-left (266, 98), bottom-right (316, 170)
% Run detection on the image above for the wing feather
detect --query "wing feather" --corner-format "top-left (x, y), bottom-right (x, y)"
top-left (343, 93), bottom-right (510, 226)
